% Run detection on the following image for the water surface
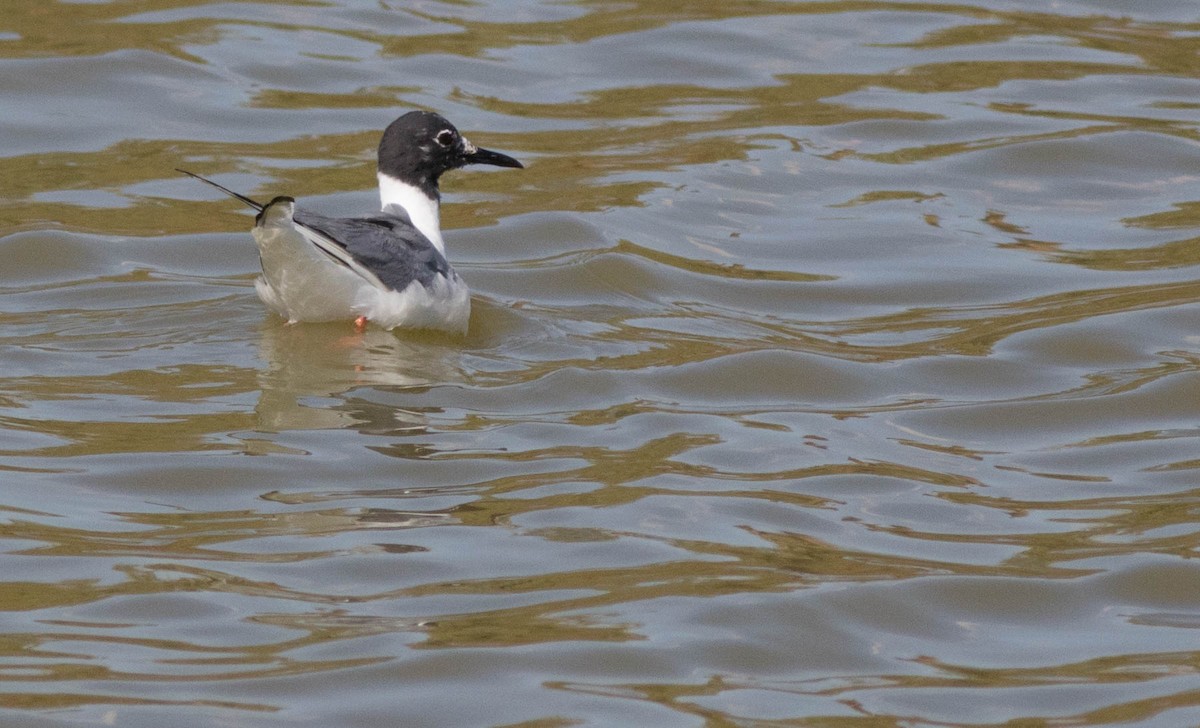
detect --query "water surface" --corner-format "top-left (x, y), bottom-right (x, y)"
top-left (3, 1), bottom-right (1200, 725)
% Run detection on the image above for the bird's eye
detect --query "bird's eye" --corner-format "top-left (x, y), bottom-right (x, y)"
top-left (435, 130), bottom-right (456, 147)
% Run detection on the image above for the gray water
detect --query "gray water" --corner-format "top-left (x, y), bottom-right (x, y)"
top-left (3, 1), bottom-right (1200, 725)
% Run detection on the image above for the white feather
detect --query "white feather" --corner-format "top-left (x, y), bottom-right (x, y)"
top-left (377, 173), bottom-right (445, 253)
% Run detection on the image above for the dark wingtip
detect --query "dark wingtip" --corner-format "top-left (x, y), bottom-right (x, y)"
top-left (176, 168), bottom-right (264, 211)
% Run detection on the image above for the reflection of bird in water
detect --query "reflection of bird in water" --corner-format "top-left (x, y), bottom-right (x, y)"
top-left (180, 111), bottom-right (523, 333)
top-left (253, 322), bottom-right (461, 433)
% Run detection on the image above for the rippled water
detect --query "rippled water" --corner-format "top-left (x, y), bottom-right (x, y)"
top-left (4, 0), bottom-right (1200, 725)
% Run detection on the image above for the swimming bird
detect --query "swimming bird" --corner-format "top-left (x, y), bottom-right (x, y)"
top-left (179, 110), bottom-right (523, 333)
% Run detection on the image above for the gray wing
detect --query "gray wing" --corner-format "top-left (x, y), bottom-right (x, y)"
top-left (175, 169), bottom-right (448, 292)
top-left (293, 209), bottom-right (451, 292)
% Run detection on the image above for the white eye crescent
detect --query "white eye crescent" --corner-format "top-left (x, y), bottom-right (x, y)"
top-left (435, 130), bottom-right (456, 147)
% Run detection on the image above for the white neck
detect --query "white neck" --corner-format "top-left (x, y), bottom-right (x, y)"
top-left (378, 173), bottom-right (445, 253)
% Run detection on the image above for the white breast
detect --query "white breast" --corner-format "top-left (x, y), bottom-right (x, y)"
top-left (377, 173), bottom-right (445, 253)
top-left (358, 272), bottom-right (471, 333)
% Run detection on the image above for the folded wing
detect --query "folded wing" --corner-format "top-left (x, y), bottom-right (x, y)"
top-left (178, 169), bottom-right (451, 294)
top-left (294, 210), bottom-right (452, 292)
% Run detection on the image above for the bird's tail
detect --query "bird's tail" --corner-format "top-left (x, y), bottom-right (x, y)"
top-left (176, 168), bottom-right (264, 211)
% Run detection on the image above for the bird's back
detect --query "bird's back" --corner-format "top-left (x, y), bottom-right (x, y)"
top-left (293, 208), bottom-right (453, 293)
